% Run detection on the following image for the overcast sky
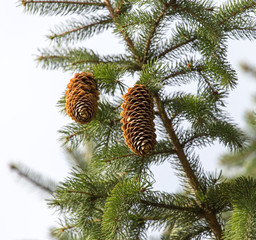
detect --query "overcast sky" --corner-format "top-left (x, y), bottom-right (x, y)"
top-left (0, 1), bottom-right (256, 239)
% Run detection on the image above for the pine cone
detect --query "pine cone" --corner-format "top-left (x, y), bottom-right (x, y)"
top-left (65, 72), bottom-right (99, 124)
top-left (121, 84), bottom-right (156, 157)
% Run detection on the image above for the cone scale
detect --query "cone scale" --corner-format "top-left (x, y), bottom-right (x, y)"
top-left (65, 72), bottom-right (99, 124)
top-left (121, 84), bottom-right (156, 157)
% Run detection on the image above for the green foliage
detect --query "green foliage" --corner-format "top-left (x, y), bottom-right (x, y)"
top-left (59, 100), bottom-right (123, 149)
top-left (48, 15), bottom-right (113, 44)
top-left (19, 0), bottom-right (256, 239)
top-left (21, 0), bottom-right (106, 16)
top-left (163, 92), bottom-right (247, 151)
top-left (37, 47), bottom-right (101, 72)
top-left (102, 177), bottom-right (150, 240)
top-left (137, 59), bottom-right (168, 92)
top-left (49, 169), bottom-right (114, 239)
top-left (37, 47), bottom-right (135, 74)
top-left (91, 63), bottom-right (128, 94)
top-left (217, 0), bottom-right (256, 40)
top-left (224, 177), bottom-right (256, 240)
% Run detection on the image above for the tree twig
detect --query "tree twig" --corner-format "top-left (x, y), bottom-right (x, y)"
top-left (143, 2), bottom-right (173, 63)
top-left (140, 199), bottom-right (204, 216)
top-left (218, 2), bottom-right (256, 25)
top-left (198, 70), bottom-right (219, 100)
top-left (156, 37), bottom-right (197, 59)
top-left (178, 6), bottom-right (218, 38)
top-left (9, 163), bottom-right (56, 194)
top-left (22, 0), bottom-right (106, 7)
top-left (104, 150), bottom-right (176, 163)
top-left (104, 0), bottom-right (141, 65)
top-left (67, 189), bottom-right (107, 198)
top-left (48, 19), bottom-right (112, 40)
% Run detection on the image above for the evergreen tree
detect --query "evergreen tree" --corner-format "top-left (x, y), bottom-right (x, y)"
top-left (20, 0), bottom-right (256, 239)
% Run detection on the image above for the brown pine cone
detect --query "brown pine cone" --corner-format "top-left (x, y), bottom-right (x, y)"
top-left (65, 72), bottom-right (99, 124)
top-left (121, 84), bottom-right (156, 157)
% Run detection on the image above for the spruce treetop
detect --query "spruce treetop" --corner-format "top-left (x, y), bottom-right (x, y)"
top-left (20, 0), bottom-right (256, 239)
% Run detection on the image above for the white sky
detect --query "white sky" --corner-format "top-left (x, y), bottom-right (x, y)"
top-left (0, 1), bottom-right (256, 239)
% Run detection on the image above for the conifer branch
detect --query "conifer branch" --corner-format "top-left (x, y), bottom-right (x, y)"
top-left (178, 6), bottom-right (218, 38)
top-left (153, 93), bottom-right (223, 240)
top-left (59, 224), bottom-right (75, 232)
top-left (71, 59), bottom-right (102, 65)
top-left (19, 0), bottom-right (256, 238)
top-left (140, 199), bottom-right (204, 216)
top-left (104, 0), bottom-right (115, 18)
top-left (9, 163), bottom-right (56, 194)
top-left (104, 150), bottom-right (176, 163)
top-left (38, 55), bottom-right (60, 61)
top-left (198, 70), bottom-right (219, 100)
top-left (22, 0), bottom-right (106, 7)
top-left (236, 27), bottom-right (256, 31)
top-left (64, 128), bottom-right (88, 141)
top-left (181, 133), bottom-right (210, 147)
top-left (143, 2), bottom-right (173, 63)
top-left (163, 68), bottom-right (198, 82)
top-left (104, 0), bottom-right (141, 64)
top-left (48, 18), bottom-right (112, 40)
top-left (219, 2), bottom-right (256, 25)
top-left (156, 37), bottom-right (197, 59)
top-left (67, 189), bottom-right (107, 198)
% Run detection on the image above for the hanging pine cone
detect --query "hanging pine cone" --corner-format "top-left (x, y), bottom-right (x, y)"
top-left (121, 84), bottom-right (156, 157)
top-left (65, 72), bottom-right (99, 124)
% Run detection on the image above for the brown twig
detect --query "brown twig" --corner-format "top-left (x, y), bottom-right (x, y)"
top-left (38, 55), bottom-right (60, 61)
top-left (104, 0), bottom-right (115, 18)
top-left (59, 224), bottom-right (75, 232)
top-left (115, 0), bottom-right (124, 14)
